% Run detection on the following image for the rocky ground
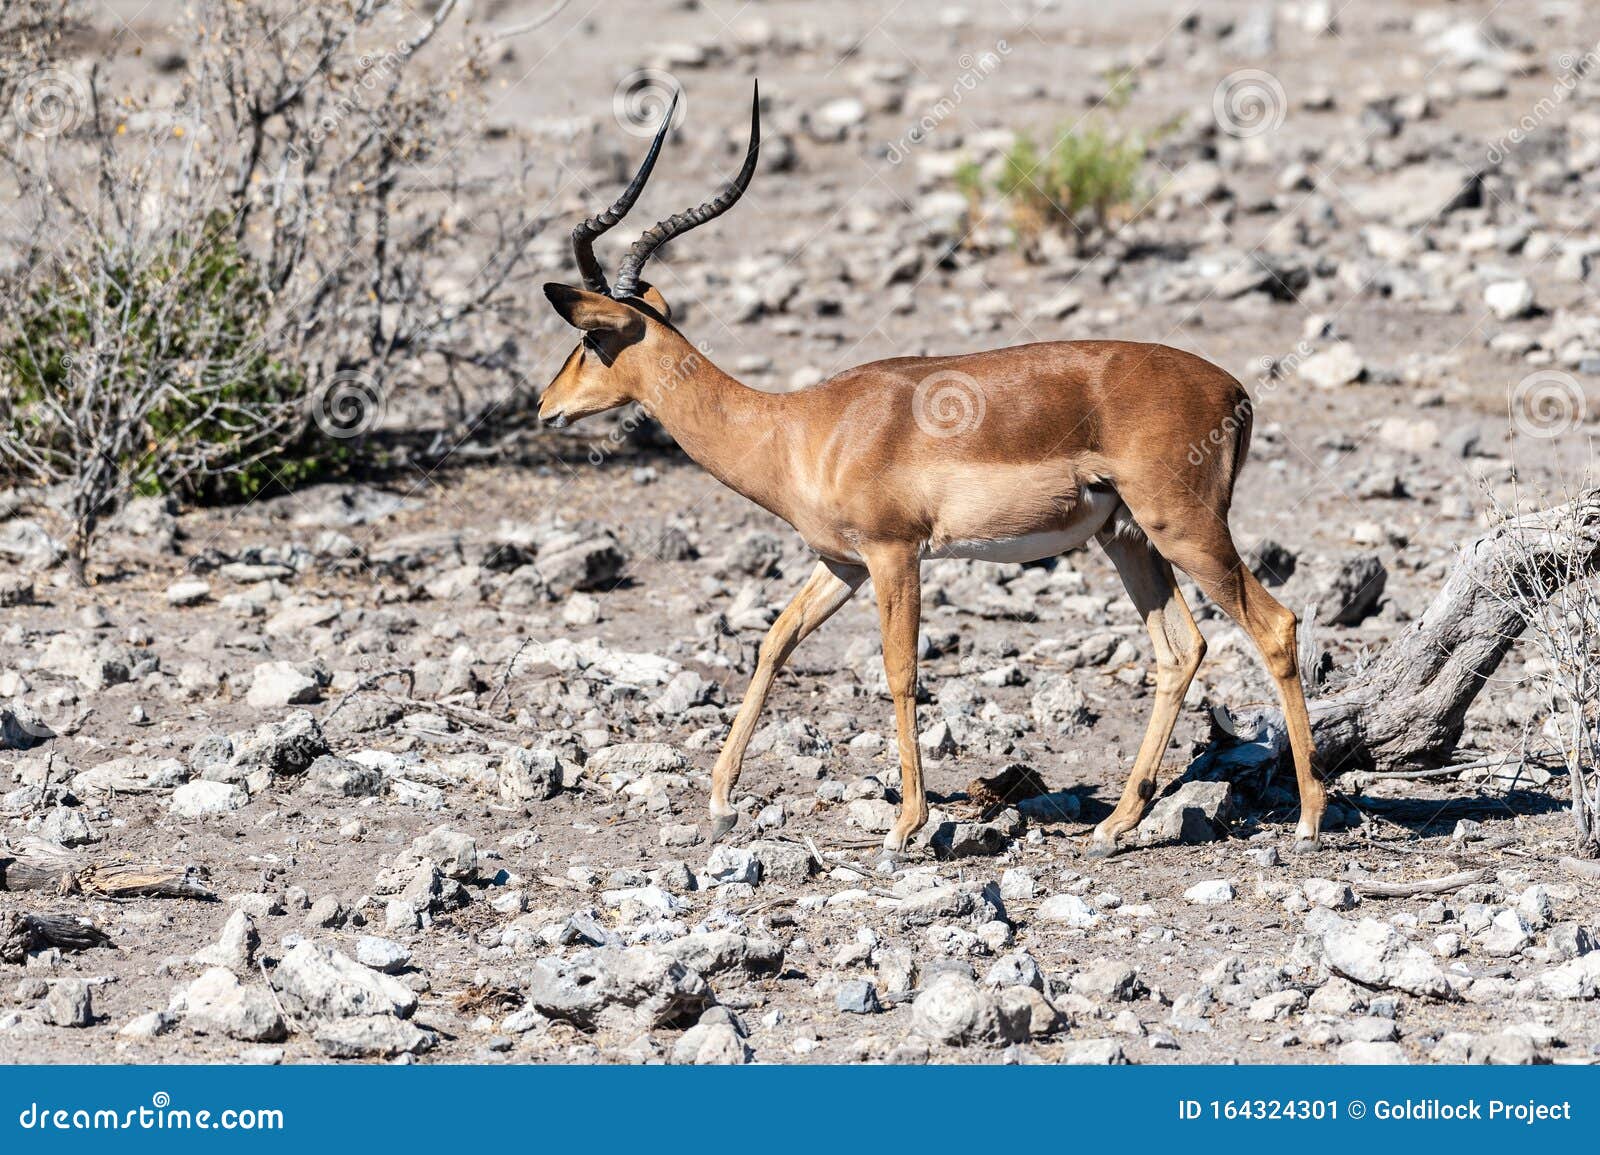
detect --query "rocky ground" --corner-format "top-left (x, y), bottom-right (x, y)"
top-left (3, 0), bottom-right (1600, 1064)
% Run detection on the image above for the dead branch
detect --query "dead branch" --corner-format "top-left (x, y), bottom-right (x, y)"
top-left (1310, 488), bottom-right (1600, 774)
top-left (0, 911), bottom-right (113, 963)
top-left (490, 0), bottom-right (571, 42)
top-left (1344, 867), bottom-right (1492, 898)
top-left (1558, 855), bottom-right (1600, 880)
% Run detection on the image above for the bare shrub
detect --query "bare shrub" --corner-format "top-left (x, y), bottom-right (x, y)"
top-left (1480, 484), bottom-right (1600, 857)
top-left (0, 0), bottom-right (552, 577)
top-left (0, 195), bottom-right (305, 580)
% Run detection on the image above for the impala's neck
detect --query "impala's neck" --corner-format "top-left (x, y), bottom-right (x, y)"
top-left (633, 335), bottom-right (796, 520)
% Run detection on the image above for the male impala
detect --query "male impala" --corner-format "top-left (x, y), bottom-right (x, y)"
top-left (539, 83), bottom-right (1326, 855)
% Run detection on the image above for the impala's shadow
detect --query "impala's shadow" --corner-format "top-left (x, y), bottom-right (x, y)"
top-left (1334, 788), bottom-right (1567, 838)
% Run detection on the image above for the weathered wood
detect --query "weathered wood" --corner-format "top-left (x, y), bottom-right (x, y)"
top-left (1309, 489), bottom-right (1600, 774)
top-left (0, 845), bottom-right (217, 901)
top-left (1558, 855), bottom-right (1600, 880)
top-left (0, 912), bottom-right (113, 964)
top-left (1345, 867), bottom-right (1492, 898)
top-left (1346, 756), bottom-right (1521, 788)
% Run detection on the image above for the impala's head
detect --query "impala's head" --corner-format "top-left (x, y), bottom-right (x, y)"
top-left (539, 82), bottom-right (760, 429)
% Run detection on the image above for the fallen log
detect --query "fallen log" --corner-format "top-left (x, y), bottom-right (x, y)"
top-left (0, 843), bottom-right (217, 900)
top-left (0, 911), bottom-right (114, 964)
top-left (1196, 489), bottom-right (1600, 782)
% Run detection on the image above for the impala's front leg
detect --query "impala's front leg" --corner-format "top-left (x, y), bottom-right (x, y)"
top-left (864, 543), bottom-right (929, 851)
top-left (709, 560), bottom-right (866, 841)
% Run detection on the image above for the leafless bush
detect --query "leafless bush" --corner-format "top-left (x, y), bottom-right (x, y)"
top-left (0, 0), bottom-right (553, 577)
top-left (0, 180), bottom-right (303, 580)
top-left (186, 0), bottom-right (550, 423)
top-left (1481, 484), bottom-right (1600, 857)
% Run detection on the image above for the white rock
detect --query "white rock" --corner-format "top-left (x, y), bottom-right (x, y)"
top-left (1060, 1038), bottom-right (1128, 1064)
top-left (1030, 676), bottom-right (1091, 733)
top-left (173, 968), bottom-right (285, 1042)
top-left (170, 780), bottom-right (248, 817)
top-left (271, 941), bottom-right (418, 1021)
top-left (1484, 279), bottom-right (1535, 320)
top-left (314, 1016), bottom-right (435, 1058)
top-left (1480, 908), bottom-right (1534, 957)
top-left (815, 97), bottom-right (867, 130)
top-left (191, 909), bottom-right (259, 972)
top-left (999, 868), bottom-right (1036, 900)
top-left (165, 580), bottom-right (212, 607)
top-left (704, 845), bottom-right (760, 886)
top-left (1517, 953), bottom-right (1600, 1000)
top-left (1302, 878), bottom-right (1357, 911)
top-left (1184, 879), bottom-right (1235, 905)
top-left (587, 742), bottom-right (687, 777)
top-left (1036, 893), bottom-right (1098, 926)
top-left (1298, 343), bottom-right (1364, 389)
top-left (39, 806), bottom-right (96, 847)
top-left (1316, 913), bottom-right (1452, 998)
top-left (246, 661), bottom-right (320, 708)
top-left (1247, 989), bottom-right (1308, 1021)
top-left (1337, 1040), bottom-right (1407, 1063)
top-left (118, 1010), bottom-right (176, 1039)
top-left (671, 1021), bottom-right (751, 1064)
top-left (42, 978), bottom-right (93, 1027)
top-left (911, 973), bottom-right (1004, 1045)
top-left (1376, 417), bottom-right (1439, 454)
top-left (72, 757), bottom-right (188, 796)
top-left (355, 936), bottom-right (412, 974)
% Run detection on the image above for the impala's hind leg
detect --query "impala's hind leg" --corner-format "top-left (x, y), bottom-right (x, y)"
top-left (709, 559), bottom-right (866, 841)
top-left (1089, 527), bottom-right (1207, 856)
top-left (1129, 518), bottom-right (1326, 853)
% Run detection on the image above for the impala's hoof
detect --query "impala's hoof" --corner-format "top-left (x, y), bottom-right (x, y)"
top-left (1085, 838), bottom-right (1119, 859)
top-left (1292, 831), bottom-right (1323, 854)
top-left (709, 813), bottom-right (738, 844)
top-left (882, 807), bottom-right (928, 854)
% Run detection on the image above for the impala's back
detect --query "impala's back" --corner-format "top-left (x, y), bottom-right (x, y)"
top-left (787, 339), bottom-right (1252, 565)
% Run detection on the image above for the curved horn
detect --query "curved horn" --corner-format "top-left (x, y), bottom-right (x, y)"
top-left (571, 89), bottom-right (679, 294)
top-left (611, 80), bottom-right (760, 300)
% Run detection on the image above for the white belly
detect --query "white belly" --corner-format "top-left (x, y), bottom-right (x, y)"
top-left (924, 528), bottom-right (1096, 563)
top-left (924, 490), bottom-right (1120, 563)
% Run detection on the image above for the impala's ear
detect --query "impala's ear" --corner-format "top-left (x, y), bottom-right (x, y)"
top-left (636, 282), bottom-right (671, 321)
top-left (543, 283), bottom-right (645, 336)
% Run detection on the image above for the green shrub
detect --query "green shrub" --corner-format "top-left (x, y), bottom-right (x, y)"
top-left (987, 122), bottom-right (1145, 250)
top-left (0, 214), bottom-right (345, 509)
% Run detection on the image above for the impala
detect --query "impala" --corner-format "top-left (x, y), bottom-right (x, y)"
top-left (538, 83), bottom-right (1326, 855)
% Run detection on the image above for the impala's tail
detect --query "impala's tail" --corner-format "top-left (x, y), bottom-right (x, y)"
top-left (1230, 393), bottom-right (1254, 486)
